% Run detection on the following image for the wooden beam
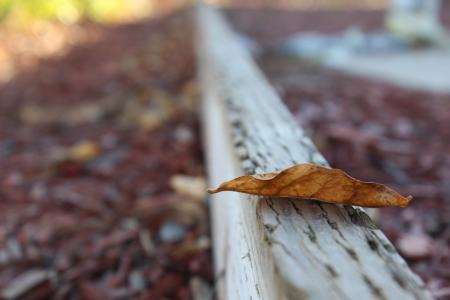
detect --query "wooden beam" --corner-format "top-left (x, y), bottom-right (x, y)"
top-left (197, 4), bottom-right (433, 300)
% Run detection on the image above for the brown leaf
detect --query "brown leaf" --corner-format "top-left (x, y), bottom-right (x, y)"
top-left (68, 140), bottom-right (102, 162)
top-left (208, 164), bottom-right (412, 208)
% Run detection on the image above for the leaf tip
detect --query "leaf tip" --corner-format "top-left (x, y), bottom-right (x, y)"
top-left (399, 195), bottom-right (413, 208)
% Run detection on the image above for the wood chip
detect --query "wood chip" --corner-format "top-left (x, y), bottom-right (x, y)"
top-left (1, 270), bottom-right (54, 300)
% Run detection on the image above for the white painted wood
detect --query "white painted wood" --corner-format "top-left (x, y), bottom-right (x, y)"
top-left (198, 34), bottom-right (280, 299)
top-left (197, 4), bottom-right (433, 300)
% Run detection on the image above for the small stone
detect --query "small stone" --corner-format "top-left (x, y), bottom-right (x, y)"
top-left (159, 222), bottom-right (187, 243)
top-left (129, 270), bottom-right (146, 292)
top-left (397, 234), bottom-right (432, 260)
top-left (174, 126), bottom-right (193, 143)
top-left (190, 277), bottom-right (213, 300)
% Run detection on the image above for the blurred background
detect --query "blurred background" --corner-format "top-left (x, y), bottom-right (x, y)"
top-left (0, 0), bottom-right (449, 299)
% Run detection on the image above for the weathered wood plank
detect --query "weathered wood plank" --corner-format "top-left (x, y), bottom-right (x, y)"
top-left (197, 4), bottom-right (433, 300)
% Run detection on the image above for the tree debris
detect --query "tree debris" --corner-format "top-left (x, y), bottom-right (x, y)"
top-left (209, 163), bottom-right (412, 208)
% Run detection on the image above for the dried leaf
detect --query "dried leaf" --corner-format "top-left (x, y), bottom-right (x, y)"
top-left (208, 164), bottom-right (412, 208)
top-left (190, 277), bottom-right (213, 300)
top-left (68, 140), bottom-right (101, 162)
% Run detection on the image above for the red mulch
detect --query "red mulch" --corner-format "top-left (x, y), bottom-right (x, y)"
top-left (0, 8), bottom-right (212, 300)
top-left (2, 4), bottom-right (450, 299)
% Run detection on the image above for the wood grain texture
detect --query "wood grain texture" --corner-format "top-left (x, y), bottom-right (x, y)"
top-left (197, 4), bottom-right (433, 300)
